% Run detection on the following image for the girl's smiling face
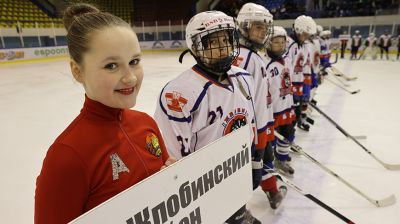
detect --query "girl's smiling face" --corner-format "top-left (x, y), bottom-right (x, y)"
top-left (71, 26), bottom-right (143, 109)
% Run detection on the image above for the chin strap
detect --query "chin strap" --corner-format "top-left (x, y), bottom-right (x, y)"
top-left (178, 49), bottom-right (191, 64)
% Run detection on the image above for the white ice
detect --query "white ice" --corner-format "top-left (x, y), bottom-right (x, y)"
top-left (1, 52), bottom-right (400, 223)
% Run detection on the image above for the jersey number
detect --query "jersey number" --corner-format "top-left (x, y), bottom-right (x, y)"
top-left (208, 106), bottom-right (223, 125)
top-left (177, 135), bottom-right (189, 157)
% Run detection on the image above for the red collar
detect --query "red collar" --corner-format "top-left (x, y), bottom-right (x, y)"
top-left (81, 95), bottom-right (124, 121)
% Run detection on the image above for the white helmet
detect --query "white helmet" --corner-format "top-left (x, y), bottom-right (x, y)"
top-left (306, 16), bottom-right (317, 35)
top-left (186, 11), bottom-right (236, 50)
top-left (237, 3), bottom-right (273, 49)
top-left (355, 30), bottom-right (360, 34)
top-left (185, 11), bottom-right (239, 74)
top-left (266, 26), bottom-right (287, 57)
top-left (316, 25), bottom-right (323, 34)
top-left (320, 30), bottom-right (331, 38)
top-left (369, 32), bottom-right (375, 37)
top-left (294, 15), bottom-right (316, 35)
top-left (271, 26), bottom-right (287, 39)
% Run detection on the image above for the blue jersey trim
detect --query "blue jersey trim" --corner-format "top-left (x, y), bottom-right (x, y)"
top-left (243, 51), bottom-right (253, 70)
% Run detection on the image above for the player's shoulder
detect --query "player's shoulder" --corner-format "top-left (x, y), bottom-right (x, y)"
top-left (162, 67), bottom-right (208, 94)
top-left (230, 65), bottom-right (251, 77)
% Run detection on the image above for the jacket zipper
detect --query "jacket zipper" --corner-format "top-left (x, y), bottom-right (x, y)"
top-left (118, 111), bottom-right (150, 175)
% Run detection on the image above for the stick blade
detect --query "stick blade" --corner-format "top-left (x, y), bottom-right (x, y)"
top-left (351, 89), bottom-right (361, 94)
top-left (383, 163), bottom-right (400, 170)
top-left (351, 135), bottom-right (367, 140)
top-left (375, 194), bottom-right (396, 207)
top-left (346, 77), bottom-right (358, 81)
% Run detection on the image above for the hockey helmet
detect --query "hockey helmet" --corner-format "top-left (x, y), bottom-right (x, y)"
top-left (237, 3), bottom-right (273, 49)
top-left (185, 11), bottom-right (239, 74)
top-left (294, 15), bottom-right (316, 35)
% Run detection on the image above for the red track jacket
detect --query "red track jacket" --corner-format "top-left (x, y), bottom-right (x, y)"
top-left (35, 96), bottom-right (169, 223)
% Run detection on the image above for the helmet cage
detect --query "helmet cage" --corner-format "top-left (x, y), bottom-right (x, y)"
top-left (191, 26), bottom-right (239, 74)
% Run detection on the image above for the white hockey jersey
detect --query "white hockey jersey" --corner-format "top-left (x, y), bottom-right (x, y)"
top-left (284, 36), bottom-right (305, 97)
top-left (235, 46), bottom-right (275, 143)
top-left (264, 54), bottom-right (296, 127)
top-left (365, 37), bottom-right (377, 47)
top-left (154, 65), bottom-right (259, 159)
top-left (379, 34), bottom-right (391, 47)
top-left (320, 38), bottom-right (331, 58)
top-left (351, 34), bottom-right (362, 47)
top-left (302, 41), bottom-right (313, 86)
top-left (311, 37), bottom-right (321, 73)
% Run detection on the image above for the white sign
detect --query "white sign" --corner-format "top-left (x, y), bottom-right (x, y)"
top-left (70, 125), bottom-right (252, 224)
top-left (0, 46), bottom-right (69, 62)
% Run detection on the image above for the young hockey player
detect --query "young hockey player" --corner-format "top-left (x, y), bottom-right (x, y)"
top-left (300, 16), bottom-right (317, 129)
top-left (319, 30), bottom-right (332, 68)
top-left (154, 11), bottom-right (263, 223)
top-left (265, 26), bottom-right (297, 179)
top-left (309, 25), bottom-right (322, 104)
top-left (379, 30), bottom-right (392, 60)
top-left (351, 30), bottom-right (362, 60)
top-left (398, 35), bottom-right (400, 60)
top-left (361, 32), bottom-right (378, 60)
top-left (235, 3), bottom-right (286, 209)
top-left (284, 15), bottom-right (316, 132)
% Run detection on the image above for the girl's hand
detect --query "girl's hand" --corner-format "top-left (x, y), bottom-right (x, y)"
top-left (161, 157), bottom-right (177, 170)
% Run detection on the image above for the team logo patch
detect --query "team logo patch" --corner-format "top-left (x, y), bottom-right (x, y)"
top-left (294, 53), bottom-right (304, 73)
top-left (222, 108), bottom-right (248, 135)
top-left (165, 91), bottom-right (188, 112)
top-left (280, 68), bottom-right (292, 97)
top-left (146, 133), bottom-right (162, 157)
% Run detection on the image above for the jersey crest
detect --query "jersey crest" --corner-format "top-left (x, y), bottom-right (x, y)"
top-left (146, 133), bottom-right (162, 157)
top-left (222, 108), bottom-right (249, 135)
top-left (165, 91), bottom-right (188, 112)
top-left (280, 68), bottom-right (292, 97)
top-left (294, 53), bottom-right (304, 73)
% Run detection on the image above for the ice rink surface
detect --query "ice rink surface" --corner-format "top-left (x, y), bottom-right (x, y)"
top-left (1, 52), bottom-right (400, 223)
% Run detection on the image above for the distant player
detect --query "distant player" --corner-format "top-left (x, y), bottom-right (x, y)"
top-left (301, 16), bottom-right (317, 128)
top-left (319, 30), bottom-right (332, 68)
top-left (362, 32), bottom-right (378, 60)
top-left (236, 3), bottom-right (287, 209)
top-left (379, 30), bottom-right (391, 60)
top-left (154, 11), bottom-right (262, 223)
top-left (338, 31), bottom-right (350, 59)
top-left (309, 25), bottom-right (322, 104)
top-left (284, 15), bottom-right (316, 132)
top-left (265, 26), bottom-right (296, 178)
top-left (398, 35), bottom-right (400, 60)
top-left (351, 30), bottom-right (362, 60)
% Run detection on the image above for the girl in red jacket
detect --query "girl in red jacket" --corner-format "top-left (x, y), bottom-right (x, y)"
top-left (34, 3), bottom-right (175, 224)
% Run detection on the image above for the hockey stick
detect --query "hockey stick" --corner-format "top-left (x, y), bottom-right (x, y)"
top-left (333, 73), bottom-right (351, 87)
top-left (275, 132), bottom-right (397, 207)
top-left (325, 76), bottom-right (360, 94)
top-left (331, 66), bottom-right (358, 81)
top-left (267, 169), bottom-right (356, 223)
top-left (309, 103), bottom-right (400, 170)
top-left (330, 52), bottom-right (339, 65)
top-left (352, 135), bottom-right (367, 140)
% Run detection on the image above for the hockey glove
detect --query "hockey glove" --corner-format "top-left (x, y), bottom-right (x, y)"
top-left (252, 145), bottom-right (264, 190)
